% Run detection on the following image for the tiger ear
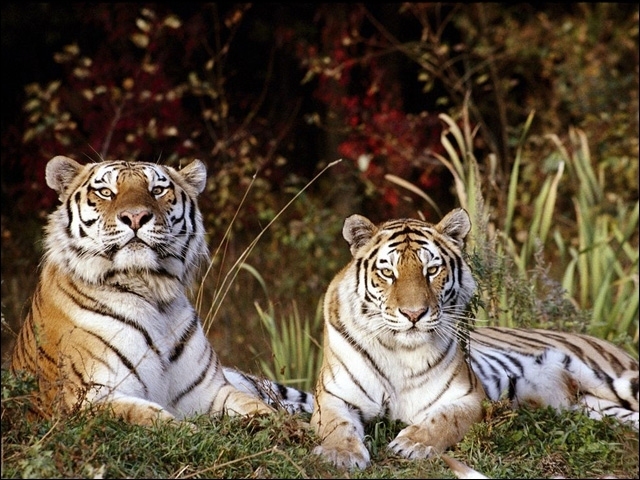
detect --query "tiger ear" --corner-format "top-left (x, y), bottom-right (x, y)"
top-left (46, 156), bottom-right (83, 199)
top-left (343, 214), bottom-right (377, 256)
top-left (179, 159), bottom-right (208, 194)
top-left (436, 208), bottom-right (471, 247)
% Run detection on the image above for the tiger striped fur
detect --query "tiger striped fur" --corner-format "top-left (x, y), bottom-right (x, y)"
top-left (311, 208), bottom-right (638, 470)
top-left (10, 156), bottom-right (312, 426)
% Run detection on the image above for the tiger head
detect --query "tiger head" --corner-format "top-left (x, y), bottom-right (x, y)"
top-left (43, 156), bottom-right (209, 288)
top-left (338, 208), bottom-right (476, 348)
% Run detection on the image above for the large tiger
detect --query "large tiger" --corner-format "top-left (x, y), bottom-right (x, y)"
top-left (311, 208), bottom-right (639, 470)
top-left (9, 156), bottom-right (313, 426)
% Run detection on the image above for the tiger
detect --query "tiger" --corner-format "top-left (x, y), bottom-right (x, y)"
top-left (9, 155), bottom-right (313, 427)
top-left (311, 208), bottom-right (639, 470)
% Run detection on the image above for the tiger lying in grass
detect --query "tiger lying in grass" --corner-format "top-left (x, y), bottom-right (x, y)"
top-left (311, 208), bottom-right (638, 469)
top-left (10, 156), bottom-right (313, 426)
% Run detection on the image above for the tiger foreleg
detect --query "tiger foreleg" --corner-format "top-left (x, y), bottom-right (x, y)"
top-left (311, 397), bottom-right (370, 470)
top-left (388, 401), bottom-right (484, 460)
top-left (312, 420), bottom-right (370, 469)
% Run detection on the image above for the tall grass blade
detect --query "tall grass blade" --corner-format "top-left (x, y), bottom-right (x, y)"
top-left (201, 159), bottom-right (342, 333)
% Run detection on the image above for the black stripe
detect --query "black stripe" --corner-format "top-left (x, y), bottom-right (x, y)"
top-left (506, 376), bottom-right (517, 400)
top-left (321, 377), bottom-right (369, 423)
top-left (412, 363), bottom-right (459, 418)
top-left (298, 390), bottom-right (311, 405)
top-left (330, 349), bottom-right (377, 404)
top-left (169, 314), bottom-right (199, 363)
top-left (110, 282), bottom-right (146, 298)
top-left (330, 320), bottom-right (387, 383)
top-left (65, 195), bottom-right (75, 236)
top-left (353, 258), bottom-right (362, 294)
top-left (103, 267), bottom-right (180, 282)
top-left (580, 335), bottom-right (629, 374)
top-left (277, 382), bottom-right (291, 400)
top-left (386, 226), bottom-right (416, 242)
top-left (630, 377), bottom-right (639, 401)
top-left (70, 359), bottom-right (92, 391)
top-left (410, 337), bottom-right (455, 378)
top-left (178, 192), bottom-right (193, 262)
top-left (59, 279), bottom-right (160, 356)
top-left (83, 329), bottom-right (148, 393)
top-left (171, 345), bottom-right (214, 407)
top-left (480, 351), bottom-right (525, 377)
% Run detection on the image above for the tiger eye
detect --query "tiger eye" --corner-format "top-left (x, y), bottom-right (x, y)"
top-left (426, 265), bottom-right (439, 276)
top-left (151, 186), bottom-right (166, 196)
top-left (379, 268), bottom-right (394, 278)
top-left (97, 188), bottom-right (113, 198)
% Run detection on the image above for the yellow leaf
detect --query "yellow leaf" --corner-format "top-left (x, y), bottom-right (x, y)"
top-left (130, 33), bottom-right (149, 48)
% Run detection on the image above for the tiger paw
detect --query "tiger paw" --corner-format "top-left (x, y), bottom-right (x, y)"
top-left (313, 441), bottom-right (370, 470)
top-left (388, 426), bottom-right (437, 460)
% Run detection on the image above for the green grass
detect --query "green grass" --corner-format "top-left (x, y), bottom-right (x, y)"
top-left (459, 401), bottom-right (639, 479)
top-left (2, 370), bottom-right (637, 478)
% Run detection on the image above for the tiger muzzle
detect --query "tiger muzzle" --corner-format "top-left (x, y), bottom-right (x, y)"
top-left (119, 209), bottom-right (153, 231)
top-left (399, 307), bottom-right (428, 324)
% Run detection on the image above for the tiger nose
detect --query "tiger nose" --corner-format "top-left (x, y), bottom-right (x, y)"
top-left (399, 307), bottom-right (428, 324)
top-left (119, 209), bottom-right (152, 231)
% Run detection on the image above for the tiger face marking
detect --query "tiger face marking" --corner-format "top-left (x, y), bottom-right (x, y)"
top-left (44, 156), bottom-right (208, 292)
top-left (341, 209), bottom-right (476, 350)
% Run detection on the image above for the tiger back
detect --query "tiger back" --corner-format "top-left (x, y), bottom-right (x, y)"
top-left (469, 326), bottom-right (638, 426)
top-left (10, 155), bottom-right (313, 425)
top-left (312, 208), bottom-right (638, 470)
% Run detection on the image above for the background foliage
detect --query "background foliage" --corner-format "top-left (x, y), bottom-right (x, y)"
top-left (1, 2), bottom-right (638, 374)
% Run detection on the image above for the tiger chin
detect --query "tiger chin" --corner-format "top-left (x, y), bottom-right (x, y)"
top-left (311, 208), bottom-right (639, 470)
top-left (10, 156), bottom-right (313, 427)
